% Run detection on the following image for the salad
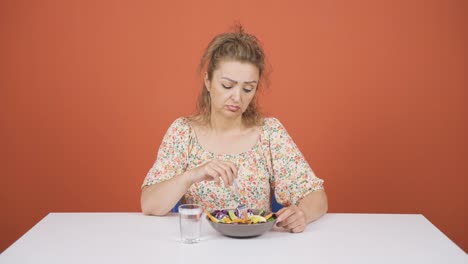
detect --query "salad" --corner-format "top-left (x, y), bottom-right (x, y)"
top-left (206, 205), bottom-right (276, 224)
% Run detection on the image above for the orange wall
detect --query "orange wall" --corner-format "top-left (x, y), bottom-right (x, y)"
top-left (1, 0), bottom-right (467, 253)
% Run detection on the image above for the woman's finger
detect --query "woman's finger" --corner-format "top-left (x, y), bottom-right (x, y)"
top-left (276, 207), bottom-right (287, 214)
top-left (204, 167), bottom-right (221, 185)
top-left (276, 207), bottom-right (294, 224)
top-left (291, 225), bottom-right (305, 233)
top-left (284, 215), bottom-right (305, 230)
top-left (281, 212), bottom-right (303, 228)
top-left (216, 162), bottom-right (235, 186)
top-left (210, 163), bottom-right (230, 187)
top-left (223, 161), bottom-right (238, 178)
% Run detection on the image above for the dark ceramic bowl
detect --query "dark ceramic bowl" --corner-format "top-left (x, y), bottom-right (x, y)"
top-left (206, 209), bottom-right (277, 238)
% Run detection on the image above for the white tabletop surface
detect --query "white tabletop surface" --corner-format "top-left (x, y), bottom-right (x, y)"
top-left (1, 213), bottom-right (466, 264)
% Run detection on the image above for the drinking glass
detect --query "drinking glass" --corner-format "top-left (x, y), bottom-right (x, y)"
top-left (178, 204), bottom-right (203, 244)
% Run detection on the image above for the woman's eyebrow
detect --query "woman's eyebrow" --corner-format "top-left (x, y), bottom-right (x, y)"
top-left (221, 77), bottom-right (258, 84)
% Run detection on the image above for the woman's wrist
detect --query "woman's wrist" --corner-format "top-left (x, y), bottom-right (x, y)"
top-left (177, 170), bottom-right (196, 188)
top-left (298, 190), bottom-right (328, 223)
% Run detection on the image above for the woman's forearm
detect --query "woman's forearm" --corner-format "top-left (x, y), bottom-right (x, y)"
top-left (298, 189), bottom-right (328, 223)
top-left (140, 171), bottom-right (193, 216)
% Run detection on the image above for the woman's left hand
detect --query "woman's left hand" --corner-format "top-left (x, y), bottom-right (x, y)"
top-left (275, 205), bottom-right (307, 233)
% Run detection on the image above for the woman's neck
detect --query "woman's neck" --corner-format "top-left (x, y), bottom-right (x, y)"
top-left (209, 114), bottom-right (244, 133)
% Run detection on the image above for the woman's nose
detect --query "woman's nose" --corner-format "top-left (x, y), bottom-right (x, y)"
top-left (231, 87), bottom-right (241, 102)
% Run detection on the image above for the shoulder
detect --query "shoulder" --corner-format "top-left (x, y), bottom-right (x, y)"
top-left (261, 117), bottom-right (293, 143)
top-left (170, 117), bottom-right (191, 127)
top-left (165, 117), bottom-right (192, 136)
top-left (262, 117), bottom-right (286, 131)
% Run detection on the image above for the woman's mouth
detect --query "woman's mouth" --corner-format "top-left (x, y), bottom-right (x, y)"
top-left (226, 105), bottom-right (241, 112)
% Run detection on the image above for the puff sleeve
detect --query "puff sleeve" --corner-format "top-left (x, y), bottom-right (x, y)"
top-left (267, 118), bottom-right (324, 206)
top-left (141, 118), bottom-right (191, 188)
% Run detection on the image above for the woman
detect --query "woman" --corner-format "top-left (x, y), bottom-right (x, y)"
top-left (141, 25), bottom-right (327, 233)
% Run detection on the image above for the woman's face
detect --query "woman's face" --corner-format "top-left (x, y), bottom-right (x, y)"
top-left (205, 60), bottom-right (259, 120)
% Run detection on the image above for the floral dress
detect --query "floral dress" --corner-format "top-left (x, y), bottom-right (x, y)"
top-left (142, 117), bottom-right (324, 212)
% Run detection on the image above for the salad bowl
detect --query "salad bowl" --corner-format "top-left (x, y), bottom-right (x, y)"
top-left (206, 208), bottom-right (277, 238)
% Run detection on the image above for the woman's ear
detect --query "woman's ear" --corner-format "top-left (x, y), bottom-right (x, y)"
top-left (204, 72), bottom-right (210, 92)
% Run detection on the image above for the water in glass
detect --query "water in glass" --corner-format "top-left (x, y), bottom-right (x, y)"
top-left (179, 204), bottom-right (202, 244)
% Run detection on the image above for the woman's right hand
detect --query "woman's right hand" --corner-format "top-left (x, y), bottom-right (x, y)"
top-left (187, 159), bottom-right (238, 187)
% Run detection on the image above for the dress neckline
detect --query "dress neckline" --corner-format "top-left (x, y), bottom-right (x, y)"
top-left (184, 117), bottom-right (265, 158)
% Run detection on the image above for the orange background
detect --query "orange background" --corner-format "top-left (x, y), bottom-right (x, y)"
top-left (1, 0), bottom-right (467, 253)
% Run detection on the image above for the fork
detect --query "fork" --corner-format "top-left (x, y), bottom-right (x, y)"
top-left (232, 178), bottom-right (241, 200)
top-left (232, 178), bottom-right (248, 217)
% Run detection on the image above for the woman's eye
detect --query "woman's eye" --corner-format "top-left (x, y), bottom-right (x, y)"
top-left (222, 84), bottom-right (232, 89)
top-left (243, 88), bottom-right (253, 93)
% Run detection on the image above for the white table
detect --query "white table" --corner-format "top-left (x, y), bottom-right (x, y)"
top-left (1, 213), bottom-right (466, 264)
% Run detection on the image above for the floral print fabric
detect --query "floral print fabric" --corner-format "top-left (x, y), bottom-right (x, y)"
top-left (142, 117), bottom-right (324, 212)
